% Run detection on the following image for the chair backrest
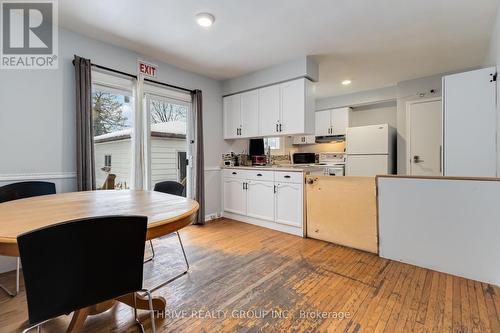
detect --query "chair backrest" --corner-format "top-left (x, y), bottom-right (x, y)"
top-left (0, 181), bottom-right (56, 203)
top-left (17, 215), bottom-right (148, 325)
top-left (154, 181), bottom-right (185, 197)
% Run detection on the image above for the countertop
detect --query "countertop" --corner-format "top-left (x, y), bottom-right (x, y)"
top-left (222, 165), bottom-right (324, 172)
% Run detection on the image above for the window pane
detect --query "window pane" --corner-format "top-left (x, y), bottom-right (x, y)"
top-left (264, 137), bottom-right (280, 150)
top-left (92, 88), bottom-right (133, 190)
top-left (149, 97), bottom-right (188, 189)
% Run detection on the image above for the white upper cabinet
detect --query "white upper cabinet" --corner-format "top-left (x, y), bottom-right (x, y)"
top-left (259, 85), bottom-right (281, 136)
top-left (240, 90), bottom-right (259, 138)
top-left (223, 94), bottom-right (241, 139)
top-left (315, 110), bottom-right (331, 136)
top-left (280, 79), bottom-right (306, 135)
top-left (224, 78), bottom-right (315, 139)
top-left (315, 107), bottom-right (350, 136)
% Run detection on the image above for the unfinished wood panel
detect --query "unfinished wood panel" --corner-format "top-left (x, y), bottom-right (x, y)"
top-left (0, 219), bottom-right (498, 332)
top-left (306, 176), bottom-right (378, 253)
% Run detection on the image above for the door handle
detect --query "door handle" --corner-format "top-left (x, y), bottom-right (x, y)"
top-left (413, 155), bottom-right (424, 163)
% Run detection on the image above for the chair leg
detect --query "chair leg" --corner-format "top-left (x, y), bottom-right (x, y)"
top-left (149, 231), bottom-right (190, 292)
top-left (144, 240), bottom-right (155, 263)
top-left (135, 290), bottom-right (156, 333)
top-left (0, 257), bottom-right (20, 297)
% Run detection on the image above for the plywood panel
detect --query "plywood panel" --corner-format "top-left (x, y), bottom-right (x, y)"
top-left (306, 176), bottom-right (378, 253)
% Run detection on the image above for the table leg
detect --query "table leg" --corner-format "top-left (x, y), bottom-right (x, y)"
top-left (117, 292), bottom-right (166, 311)
top-left (66, 307), bottom-right (90, 333)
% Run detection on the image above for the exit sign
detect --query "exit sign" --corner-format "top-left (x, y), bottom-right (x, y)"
top-left (138, 60), bottom-right (157, 78)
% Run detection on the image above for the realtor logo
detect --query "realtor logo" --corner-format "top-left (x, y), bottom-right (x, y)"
top-left (1, 0), bottom-right (58, 69)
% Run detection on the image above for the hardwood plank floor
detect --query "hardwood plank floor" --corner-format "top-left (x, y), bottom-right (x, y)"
top-left (0, 218), bottom-right (499, 332)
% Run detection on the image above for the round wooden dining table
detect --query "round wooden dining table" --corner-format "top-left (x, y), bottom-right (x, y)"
top-left (0, 189), bottom-right (199, 332)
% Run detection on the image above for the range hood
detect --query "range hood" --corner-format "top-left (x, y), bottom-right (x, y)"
top-left (315, 135), bottom-right (345, 143)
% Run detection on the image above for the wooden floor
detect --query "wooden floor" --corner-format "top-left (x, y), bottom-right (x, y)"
top-left (0, 218), bottom-right (499, 332)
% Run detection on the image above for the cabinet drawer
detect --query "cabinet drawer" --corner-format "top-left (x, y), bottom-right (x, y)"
top-left (223, 169), bottom-right (249, 179)
top-left (245, 170), bottom-right (274, 182)
top-left (275, 171), bottom-right (303, 184)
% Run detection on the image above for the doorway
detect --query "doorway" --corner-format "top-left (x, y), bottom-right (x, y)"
top-left (406, 98), bottom-right (442, 176)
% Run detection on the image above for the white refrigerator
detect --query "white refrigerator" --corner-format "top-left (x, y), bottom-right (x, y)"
top-left (345, 124), bottom-right (395, 176)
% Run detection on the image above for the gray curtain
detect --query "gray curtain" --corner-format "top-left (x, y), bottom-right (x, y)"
top-left (74, 55), bottom-right (96, 191)
top-left (193, 90), bottom-right (205, 224)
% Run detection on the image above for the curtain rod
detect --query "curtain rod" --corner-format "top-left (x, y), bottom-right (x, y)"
top-left (73, 58), bottom-right (195, 94)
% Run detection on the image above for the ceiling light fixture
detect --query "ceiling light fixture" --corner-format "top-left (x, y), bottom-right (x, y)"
top-left (196, 13), bottom-right (215, 27)
top-left (342, 80), bottom-right (352, 86)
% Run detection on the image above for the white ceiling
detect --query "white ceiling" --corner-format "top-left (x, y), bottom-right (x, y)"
top-left (59, 0), bottom-right (498, 98)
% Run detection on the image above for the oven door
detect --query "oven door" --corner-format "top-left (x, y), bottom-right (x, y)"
top-left (327, 166), bottom-right (345, 176)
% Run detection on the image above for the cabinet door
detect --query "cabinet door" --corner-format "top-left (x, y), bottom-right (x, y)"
top-left (259, 85), bottom-right (281, 136)
top-left (246, 180), bottom-right (275, 221)
top-left (240, 90), bottom-right (259, 138)
top-left (331, 107), bottom-right (349, 136)
top-left (223, 178), bottom-right (246, 215)
top-left (275, 183), bottom-right (303, 227)
top-left (315, 110), bottom-right (331, 136)
top-left (223, 94), bottom-right (241, 139)
top-left (280, 79), bottom-right (305, 135)
top-left (305, 135), bottom-right (316, 144)
top-left (293, 136), bottom-right (306, 145)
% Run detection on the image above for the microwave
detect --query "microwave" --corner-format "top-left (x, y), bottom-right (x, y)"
top-left (293, 153), bottom-right (316, 164)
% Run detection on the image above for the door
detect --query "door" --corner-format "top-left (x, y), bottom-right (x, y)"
top-left (280, 79), bottom-right (305, 135)
top-left (275, 183), bottom-right (303, 227)
top-left (223, 178), bottom-right (246, 215)
top-left (407, 99), bottom-right (442, 176)
top-left (259, 85), bottom-right (281, 136)
top-left (443, 67), bottom-right (497, 177)
top-left (346, 124), bottom-right (389, 154)
top-left (240, 90), bottom-right (259, 138)
top-left (246, 180), bottom-right (274, 221)
top-left (315, 110), bottom-right (331, 136)
top-left (223, 94), bottom-right (241, 139)
top-left (331, 107), bottom-right (349, 136)
top-left (346, 155), bottom-right (389, 176)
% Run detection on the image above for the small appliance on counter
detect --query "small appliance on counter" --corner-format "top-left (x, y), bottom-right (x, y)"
top-left (292, 152), bottom-right (316, 165)
top-left (222, 153), bottom-right (238, 167)
top-left (249, 139), bottom-right (267, 166)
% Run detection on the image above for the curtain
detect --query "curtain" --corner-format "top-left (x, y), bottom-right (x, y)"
top-left (133, 74), bottom-right (146, 190)
top-left (74, 55), bottom-right (95, 191)
top-left (192, 90), bottom-right (205, 224)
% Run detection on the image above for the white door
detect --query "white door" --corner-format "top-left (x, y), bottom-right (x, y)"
top-left (246, 180), bottom-right (275, 221)
top-left (331, 108), bottom-right (349, 136)
top-left (240, 90), bottom-right (259, 138)
top-left (223, 178), bottom-right (246, 215)
top-left (407, 99), bottom-right (442, 176)
top-left (346, 155), bottom-right (389, 176)
top-left (275, 183), bottom-right (303, 227)
top-left (315, 110), bottom-right (331, 136)
top-left (346, 124), bottom-right (389, 154)
top-left (259, 85), bottom-right (281, 136)
top-left (280, 79), bottom-right (305, 135)
top-left (223, 94), bottom-right (241, 139)
top-left (443, 67), bottom-right (497, 177)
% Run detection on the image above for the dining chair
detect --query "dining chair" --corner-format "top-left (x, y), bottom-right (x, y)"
top-left (17, 215), bottom-right (156, 333)
top-left (0, 181), bottom-right (56, 297)
top-left (148, 181), bottom-right (189, 290)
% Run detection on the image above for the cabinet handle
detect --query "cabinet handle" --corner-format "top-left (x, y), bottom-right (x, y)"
top-left (232, 172), bottom-right (237, 175)
top-left (274, 185), bottom-right (277, 193)
top-left (257, 173), bottom-right (262, 177)
top-left (279, 123), bottom-right (282, 132)
top-left (284, 175), bottom-right (291, 178)
top-left (276, 123), bottom-right (279, 132)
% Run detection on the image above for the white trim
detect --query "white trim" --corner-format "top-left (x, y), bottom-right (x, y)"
top-left (223, 211), bottom-right (303, 237)
top-left (205, 212), bottom-right (223, 222)
top-left (405, 97), bottom-right (442, 175)
top-left (0, 172), bottom-right (77, 182)
top-left (204, 167), bottom-right (221, 172)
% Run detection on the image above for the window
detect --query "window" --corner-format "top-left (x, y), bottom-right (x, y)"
top-left (264, 137), bottom-right (281, 150)
top-left (92, 71), bottom-right (134, 190)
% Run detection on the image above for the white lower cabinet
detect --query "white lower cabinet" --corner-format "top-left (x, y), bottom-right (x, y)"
top-left (246, 180), bottom-right (275, 221)
top-left (223, 178), bottom-right (246, 215)
top-left (275, 183), bottom-right (303, 227)
top-left (222, 169), bottom-right (304, 236)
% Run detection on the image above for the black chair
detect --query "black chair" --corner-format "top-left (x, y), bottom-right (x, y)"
top-left (147, 181), bottom-right (189, 291)
top-left (18, 215), bottom-right (155, 333)
top-left (0, 181), bottom-right (56, 297)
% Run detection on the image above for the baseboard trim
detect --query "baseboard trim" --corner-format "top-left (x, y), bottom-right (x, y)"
top-left (223, 212), bottom-right (304, 237)
top-left (0, 172), bottom-right (77, 182)
top-left (205, 212), bottom-right (223, 222)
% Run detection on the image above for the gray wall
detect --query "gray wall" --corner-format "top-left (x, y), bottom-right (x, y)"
top-left (0, 29), bottom-right (225, 272)
top-left (349, 101), bottom-right (397, 128)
